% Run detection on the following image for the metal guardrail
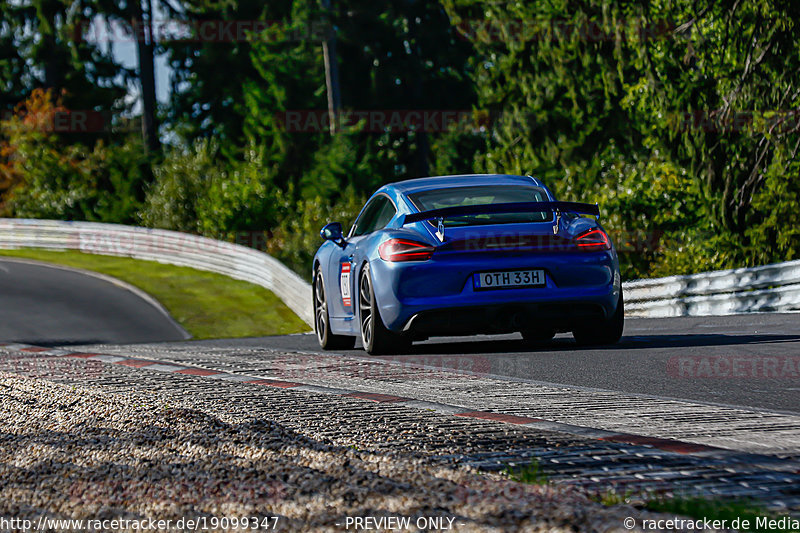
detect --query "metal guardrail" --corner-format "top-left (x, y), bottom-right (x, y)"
top-left (0, 219), bottom-right (314, 327)
top-left (625, 260), bottom-right (800, 317)
top-left (1, 218), bottom-right (797, 321)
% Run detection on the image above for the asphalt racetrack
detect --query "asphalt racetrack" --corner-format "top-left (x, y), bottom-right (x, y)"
top-left (194, 313), bottom-right (800, 415)
top-left (0, 258), bottom-right (188, 345)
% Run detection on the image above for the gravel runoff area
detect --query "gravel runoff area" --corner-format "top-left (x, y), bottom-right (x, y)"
top-left (0, 371), bottom-right (695, 533)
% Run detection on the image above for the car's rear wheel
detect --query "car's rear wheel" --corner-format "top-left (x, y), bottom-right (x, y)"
top-left (314, 267), bottom-right (356, 350)
top-left (572, 292), bottom-right (624, 346)
top-left (359, 263), bottom-right (410, 355)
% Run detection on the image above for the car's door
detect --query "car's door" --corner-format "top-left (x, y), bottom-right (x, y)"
top-left (327, 195), bottom-right (396, 322)
top-left (328, 194), bottom-right (395, 321)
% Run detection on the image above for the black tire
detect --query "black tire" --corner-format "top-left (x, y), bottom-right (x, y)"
top-left (572, 292), bottom-right (624, 346)
top-left (358, 263), bottom-right (410, 355)
top-left (521, 328), bottom-right (556, 345)
top-left (313, 267), bottom-right (356, 350)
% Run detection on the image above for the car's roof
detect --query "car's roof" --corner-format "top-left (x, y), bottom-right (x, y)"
top-left (385, 174), bottom-right (540, 195)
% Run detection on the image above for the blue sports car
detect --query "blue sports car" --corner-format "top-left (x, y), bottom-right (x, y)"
top-left (312, 174), bottom-right (623, 354)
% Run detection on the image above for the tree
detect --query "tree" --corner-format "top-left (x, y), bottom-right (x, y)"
top-left (629, 1), bottom-right (800, 246)
top-left (242, 0), bottom-right (478, 199)
top-left (0, 89), bottom-right (148, 222)
top-left (159, 0), bottom-right (277, 152)
top-left (0, 0), bottom-right (132, 125)
top-left (441, 0), bottom-right (800, 275)
top-left (133, 0), bottom-right (161, 152)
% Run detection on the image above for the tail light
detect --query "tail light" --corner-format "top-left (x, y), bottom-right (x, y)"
top-left (379, 238), bottom-right (435, 261)
top-left (575, 228), bottom-right (611, 251)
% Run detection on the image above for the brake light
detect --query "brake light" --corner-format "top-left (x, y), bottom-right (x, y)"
top-left (379, 239), bottom-right (435, 261)
top-left (575, 228), bottom-right (611, 251)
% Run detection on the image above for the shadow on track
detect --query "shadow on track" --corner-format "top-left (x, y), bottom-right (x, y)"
top-left (399, 333), bottom-right (800, 355)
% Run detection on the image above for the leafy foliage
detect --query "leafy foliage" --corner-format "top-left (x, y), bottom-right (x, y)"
top-left (139, 139), bottom-right (220, 233)
top-left (140, 139), bottom-right (285, 238)
top-left (266, 188), bottom-right (365, 277)
top-left (0, 0), bottom-right (132, 120)
top-left (441, 0), bottom-right (800, 277)
top-left (1, 90), bottom-right (147, 222)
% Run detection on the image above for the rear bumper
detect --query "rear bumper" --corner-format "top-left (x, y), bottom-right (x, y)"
top-left (402, 301), bottom-right (609, 337)
top-left (370, 250), bottom-right (621, 335)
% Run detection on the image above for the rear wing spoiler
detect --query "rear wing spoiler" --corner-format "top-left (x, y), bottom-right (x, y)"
top-left (400, 201), bottom-right (600, 225)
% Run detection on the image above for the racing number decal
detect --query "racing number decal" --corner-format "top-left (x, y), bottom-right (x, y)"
top-left (340, 263), bottom-right (352, 307)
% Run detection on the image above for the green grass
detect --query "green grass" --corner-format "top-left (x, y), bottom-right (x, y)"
top-left (645, 497), bottom-right (797, 532)
top-left (504, 459), bottom-right (548, 485)
top-left (592, 490), bottom-right (796, 532)
top-left (0, 249), bottom-right (309, 339)
top-left (591, 488), bottom-right (636, 506)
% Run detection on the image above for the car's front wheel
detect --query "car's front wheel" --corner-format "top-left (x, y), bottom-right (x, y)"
top-left (358, 263), bottom-right (410, 355)
top-left (314, 267), bottom-right (356, 350)
top-left (572, 292), bottom-right (624, 346)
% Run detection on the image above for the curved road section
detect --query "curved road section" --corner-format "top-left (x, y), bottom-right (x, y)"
top-left (0, 258), bottom-right (188, 346)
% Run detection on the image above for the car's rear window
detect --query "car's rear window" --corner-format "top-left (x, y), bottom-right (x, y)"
top-left (408, 185), bottom-right (551, 226)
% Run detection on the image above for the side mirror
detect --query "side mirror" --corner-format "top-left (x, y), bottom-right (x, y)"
top-left (320, 222), bottom-right (344, 243)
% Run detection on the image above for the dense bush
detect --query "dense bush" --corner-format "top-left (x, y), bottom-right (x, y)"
top-left (0, 90), bottom-right (148, 222)
top-left (266, 188), bottom-right (366, 277)
top-left (139, 140), bottom-right (285, 238)
top-left (442, 0), bottom-right (800, 279)
top-left (138, 135), bottom-right (372, 279)
top-left (138, 140), bottom-right (219, 234)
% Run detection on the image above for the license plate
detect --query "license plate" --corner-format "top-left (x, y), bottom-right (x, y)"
top-left (474, 269), bottom-right (546, 290)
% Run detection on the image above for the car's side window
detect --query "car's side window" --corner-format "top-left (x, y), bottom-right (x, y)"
top-left (351, 196), bottom-right (396, 237)
top-left (351, 197), bottom-right (383, 237)
top-left (371, 199), bottom-right (397, 232)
